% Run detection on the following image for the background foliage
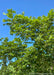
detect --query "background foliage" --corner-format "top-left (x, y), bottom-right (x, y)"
top-left (0, 9), bottom-right (54, 75)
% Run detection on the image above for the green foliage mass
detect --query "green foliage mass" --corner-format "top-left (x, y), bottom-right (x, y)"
top-left (0, 9), bottom-right (54, 75)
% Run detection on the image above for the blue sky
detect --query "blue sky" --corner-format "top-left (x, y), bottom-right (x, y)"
top-left (0, 0), bottom-right (54, 41)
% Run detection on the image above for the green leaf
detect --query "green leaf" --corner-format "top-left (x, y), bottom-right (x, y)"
top-left (3, 12), bottom-right (6, 15)
top-left (3, 19), bottom-right (6, 22)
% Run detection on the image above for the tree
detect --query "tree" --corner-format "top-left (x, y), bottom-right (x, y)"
top-left (0, 9), bottom-right (54, 74)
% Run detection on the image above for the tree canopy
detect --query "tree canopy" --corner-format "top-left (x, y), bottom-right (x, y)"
top-left (0, 9), bottom-right (54, 75)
